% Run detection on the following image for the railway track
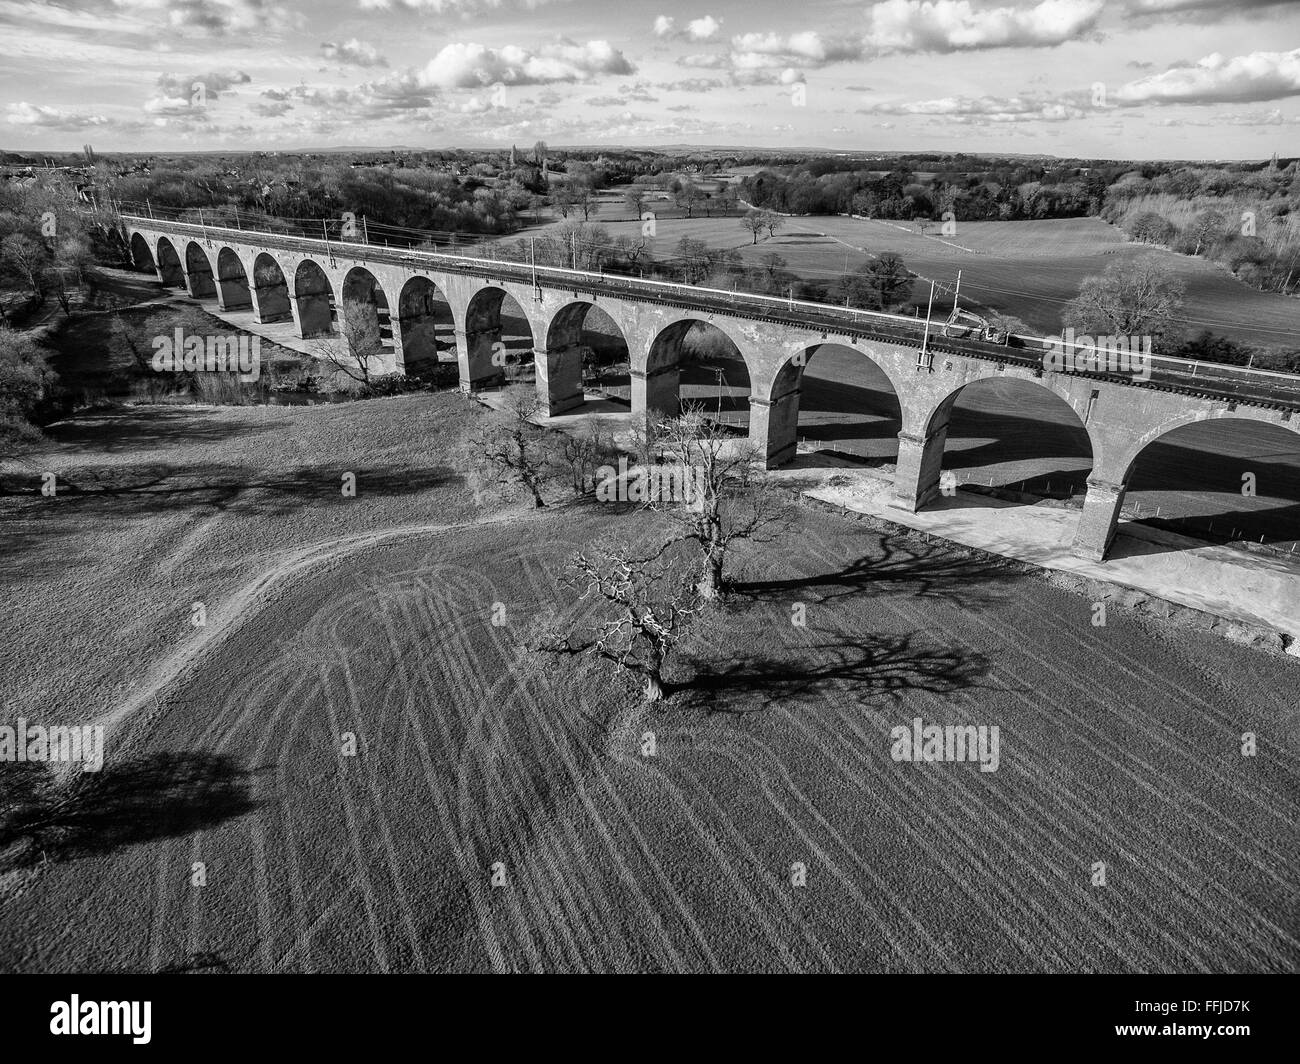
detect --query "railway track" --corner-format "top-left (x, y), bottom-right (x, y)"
top-left (123, 215), bottom-right (1300, 413)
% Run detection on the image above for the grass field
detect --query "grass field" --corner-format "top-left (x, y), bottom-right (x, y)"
top-left (513, 210), bottom-right (1300, 351)
top-left (1, 393), bottom-right (1297, 973)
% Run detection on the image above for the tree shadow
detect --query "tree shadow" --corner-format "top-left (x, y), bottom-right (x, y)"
top-left (1, 752), bottom-right (261, 868)
top-left (677, 629), bottom-right (991, 714)
top-left (40, 407), bottom-right (289, 454)
top-left (155, 950), bottom-right (237, 974)
top-left (97, 948), bottom-right (250, 974)
top-left (728, 531), bottom-right (1016, 610)
top-left (0, 462), bottom-right (457, 526)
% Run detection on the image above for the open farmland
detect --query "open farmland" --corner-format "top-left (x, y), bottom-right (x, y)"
top-left (1, 394), bottom-right (1297, 973)
top-left (514, 210), bottom-right (1300, 351)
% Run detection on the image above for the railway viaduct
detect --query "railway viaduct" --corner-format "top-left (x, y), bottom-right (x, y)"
top-left (125, 217), bottom-right (1300, 563)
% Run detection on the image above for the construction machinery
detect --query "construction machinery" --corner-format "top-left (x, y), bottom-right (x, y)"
top-left (941, 307), bottom-right (1007, 344)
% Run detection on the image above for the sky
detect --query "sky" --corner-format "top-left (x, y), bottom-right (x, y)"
top-left (0, 0), bottom-right (1297, 159)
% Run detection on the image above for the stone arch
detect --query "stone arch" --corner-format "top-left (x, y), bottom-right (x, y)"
top-left (1115, 409), bottom-right (1299, 483)
top-left (155, 237), bottom-right (185, 288)
top-left (340, 266), bottom-right (394, 371)
top-left (896, 374), bottom-right (1096, 515)
top-left (183, 241), bottom-right (216, 299)
top-left (1117, 414), bottom-right (1300, 549)
top-left (251, 253), bottom-right (292, 324)
top-left (396, 275), bottom-right (456, 373)
top-left (461, 284), bottom-right (537, 392)
top-left (292, 258), bottom-right (336, 338)
top-left (638, 317), bottom-right (754, 431)
top-left (215, 247), bottom-right (252, 311)
top-left (538, 299), bottom-right (632, 415)
top-left (758, 342), bottom-right (906, 468)
top-left (129, 232), bottom-right (155, 272)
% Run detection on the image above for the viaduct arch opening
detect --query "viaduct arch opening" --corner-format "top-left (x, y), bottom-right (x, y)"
top-left (540, 301), bottom-right (630, 416)
top-left (129, 233), bottom-right (155, 273)
top-left (155, 238), bottom-right (185, 288)
top-left (252, 253), bottom-right (292, 324)
top-left (396, 276), bottom-right (455, 375)
top-left (765, 343), bottom-right (903, 469)
top-left (640, 320), bottom-right (752, 434)
top-left (183, 242), bottom-right (216, 300)
top-left (215, 248), bottom-right (252, 311)
top-left (1120, 418), bottom-right (1300, 553)
top-left (293, 259), bottom-right (336, 339)
top-left (464, 285), bottom-right (535, 392)
top-left (898, 377), bottom-right (1094, 537)
top-left (340, 266), bottom-right (394, 372)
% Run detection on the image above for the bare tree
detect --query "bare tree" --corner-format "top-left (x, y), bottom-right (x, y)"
top-left (1188, 208), bottom-right (1226, 257)
top-left (643, 407), bottom-right (795, 599)
top-left (1062, 256), bottom-right (1187, 346)
top-left (310, 299), bottom-right (386, 386)
top-left (740, 210), bottom-right (767, 245)
top-left (1, 234), bottom-right (49, 302)
top-left (614, 234), bottom-right (648, 267)
top-left (532, 538), bottom-right (699, 701)
top-left (623, 188), bottom-right (646, 218)
top-left (570, 183), bottom-right (600, 222)
top-left (51, 271), bottom-right (73, 317)
top-left (454, 385), bottom-right (555, 508)
top-left (669, 180), bottom-right (701, 218)
top-left (555, 419), bottom-right (619, 497)
top-left (0, 326), bottom-right (52, 470)
top-left (763, 211), bottom-right (784, 239)
top-left (54, 235), bottom-right (94, 285)
top-left (551, 186), bottom-right (576, 218)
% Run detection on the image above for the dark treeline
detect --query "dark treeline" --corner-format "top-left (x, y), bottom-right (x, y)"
top-left (740, 156), bottom-right (1119, 221)
top-left (6, 145), bottom-right (772, 242)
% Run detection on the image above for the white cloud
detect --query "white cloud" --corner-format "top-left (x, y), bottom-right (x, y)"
top-left (864, 0), bottom-right (1105, 54)
top-left (687, 16), bottom-right (722, 40)
top-left (359, 0), bottom-right (569, 13)
top-left (418, 39), bottom-right (635, 88)
top-left (862, 93), bottom-right (1088, 122)
top-left (144, 70), bottom-right (251, 114)
top-left (5, 101), bottom-right (110, 128)
top-left (1116, 49), bottom-right (1300, 105)
top-left (654, 14), bottom-right (722, 40)
top-left (729, 30), bottom-right (864, 69)
top-left (321, 39), bottom-right (387, 68)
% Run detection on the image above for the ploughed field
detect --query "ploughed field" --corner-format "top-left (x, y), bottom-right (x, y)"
top-left (0, 393), bottom-right (1296, 973)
